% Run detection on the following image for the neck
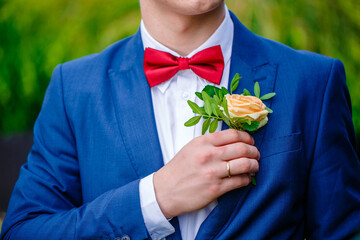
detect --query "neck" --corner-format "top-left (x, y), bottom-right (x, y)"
top-left (140, 1), bottom-right (225, 56)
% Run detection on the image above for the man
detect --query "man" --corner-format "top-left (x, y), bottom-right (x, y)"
top-left (1, 0), bottom-right (360, 239)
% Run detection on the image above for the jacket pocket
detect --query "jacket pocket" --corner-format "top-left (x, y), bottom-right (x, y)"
top-left (260, 132), bottom-right (302, 159)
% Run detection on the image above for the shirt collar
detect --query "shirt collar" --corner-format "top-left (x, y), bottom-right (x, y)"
top-left (140, 4), bottom-right (234, 93)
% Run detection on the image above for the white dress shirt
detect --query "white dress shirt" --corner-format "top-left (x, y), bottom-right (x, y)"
top-left (139, 6), bottom-right (234, 240)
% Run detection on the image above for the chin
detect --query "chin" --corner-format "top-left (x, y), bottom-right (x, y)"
top-left (167, 0), bottom-right (225, 16)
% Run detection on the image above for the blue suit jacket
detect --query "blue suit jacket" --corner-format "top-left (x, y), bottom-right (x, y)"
top-left (2, 12), bottom-right (360, 240)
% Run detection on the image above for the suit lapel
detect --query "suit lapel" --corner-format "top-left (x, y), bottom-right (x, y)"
top-left (108, 32), bottom-right (183, 239)
top-left (230, 60), bottom-right (278, 151)
top-left (108, 32), bottom-right (164, 178)
top-left (196, 12), bottom-right (277, 239)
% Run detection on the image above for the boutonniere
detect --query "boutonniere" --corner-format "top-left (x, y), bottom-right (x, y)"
top-left (184, 73), bottom-right (275, 133)
top-left (184, 73), bottom-right (276, 185)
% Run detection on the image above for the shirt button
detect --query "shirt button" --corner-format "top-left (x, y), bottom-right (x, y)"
top-left (182, 91), bottom-right (190, 100)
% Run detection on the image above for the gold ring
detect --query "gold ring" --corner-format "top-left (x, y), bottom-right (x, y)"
top-left (227, 161), bottom-right (231, 178)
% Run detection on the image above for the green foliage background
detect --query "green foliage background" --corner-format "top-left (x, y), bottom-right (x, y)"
top-left (0, 0), bottom-right (359, 136)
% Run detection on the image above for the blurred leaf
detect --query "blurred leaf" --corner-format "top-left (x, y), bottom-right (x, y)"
top-left (0, 0), bottom-right (359, 142)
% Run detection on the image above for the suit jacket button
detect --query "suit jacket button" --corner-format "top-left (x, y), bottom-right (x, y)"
top-left (120, 235), bottom-right (131, 240)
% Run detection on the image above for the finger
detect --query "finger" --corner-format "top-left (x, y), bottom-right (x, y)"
top-left (221, 158), bottom-right (259, 178)
top-left (219, 174), bottom-right (251, 194)
top-left (207, 129), bottom-right (254, 147)
top-left (217, 142), bottom-right (260, 161)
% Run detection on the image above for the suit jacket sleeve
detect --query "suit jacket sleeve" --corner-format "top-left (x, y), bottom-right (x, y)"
top-left (0, 65), bottom-right (150, 240)
top-left (305, 59), bottom-right (360, 239)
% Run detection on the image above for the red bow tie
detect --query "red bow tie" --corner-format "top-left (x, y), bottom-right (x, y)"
top-left (143, 45), bottom-right (224, 87)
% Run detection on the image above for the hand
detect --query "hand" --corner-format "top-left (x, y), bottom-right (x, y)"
top-left (153, 129), bottom-right (260, 218)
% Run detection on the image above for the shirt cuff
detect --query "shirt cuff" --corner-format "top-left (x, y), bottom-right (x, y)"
top-left (139, 173), bottom-right (175, 240)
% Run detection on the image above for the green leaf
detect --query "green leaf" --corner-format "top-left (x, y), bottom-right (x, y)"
top-left (223, 117), bottom-right (232, 127)
top-left (243, 88), bottom-right (251, 96)
top-left (232, 117), bottom-right (249, 124)
top-left (221, 87), bottom-right (229, 96)
top-left (241, 121), bottom-right (260, 132)
top-left (199, 107), bottom-right (206, 115)
top-left (219, 111), bottom-right (231, 126)
top-left (230, 73), bottom-right (241, 94)
top-left (222, 98), bottom-right (230, 118)
top-left (260, 92), bottom-right (276, 101)
top-left (251, 176), bottom-right (257, 186)
top-left (204, 101), bottom-right (212, 116)
top-left (214, 88), bottom-right (220, 98)
top-left (254, 81), bottom-right (260, 98)
top-left (209, 119), bottom-right (218, 133)
top-left (265, 106), bottom-right (273, 113)
top-left (202, 85), bottom-right (222, 98)
top-left (202, 91), bottom-right (211, 101)
top-left (187, 100), bottom-right (203, 114)
top-left (184, 116), bottom-right (202, 127)
top-left (211, 103), bottom-right (219, 117)
top-left (219, 90), bottom-right (224, 100)
top-left (202, 91), bottom-right (213, 116)
top-left (195, 92), bottom-right (203, 100)
top-left (202, 117), bottom-right (211, 135)
top-left (215, 104), bottom-right (223, 116)
top-left (213, 95), bottom-right (220, 105)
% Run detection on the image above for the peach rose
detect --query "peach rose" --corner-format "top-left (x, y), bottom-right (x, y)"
top-left (225, 94), bottom-right (269, 127)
